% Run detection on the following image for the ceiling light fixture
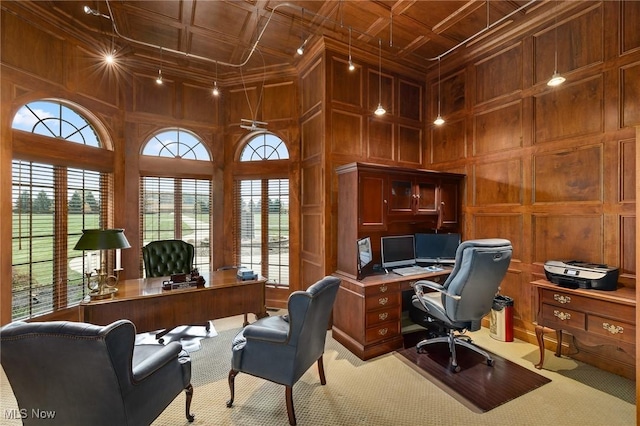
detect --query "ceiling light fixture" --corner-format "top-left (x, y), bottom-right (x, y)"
top-left (374, 38), bottom-right (386, 116)
top-left (83, 5), bottom-right (110, 19)
top-left (547, 1), bottom-right (565, 87)
top-left (156, 47), bottom-right (163, 85)
top-left (212, 61), bottom-right (220, 96)
top-left (348, 27), bottom-right (355, 71)
top-left (296, 37), bottom-right (308, 56)
top-left (434, 57), bottom-right (445, 126)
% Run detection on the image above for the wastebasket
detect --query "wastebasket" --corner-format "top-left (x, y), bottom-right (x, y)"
top-left (489, 295), bottom-right (514, 342)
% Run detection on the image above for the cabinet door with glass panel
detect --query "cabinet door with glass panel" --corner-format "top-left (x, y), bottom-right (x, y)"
top-left (388, 174), bottom-right (438, 218)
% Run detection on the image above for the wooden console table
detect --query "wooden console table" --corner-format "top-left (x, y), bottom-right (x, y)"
top-left (80, 269), bottom-right (267, 332)
top-left (532, 279), bottom-right (635, 378)
top-left (332, 268), bottom-right (451, 360)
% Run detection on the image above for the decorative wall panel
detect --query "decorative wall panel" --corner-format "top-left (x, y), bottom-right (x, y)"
top-left (74, 46), bottom-right (119, 106)
top-left (620, 215), bottom-right (636, 276)
top-left (134, 74), bottom-right (175, 116)
top-left (398, 80), bottom-right (422, 121)
top-left (301, 111), bottom-right (323, 161)
top-left (474, 159), bottom-right (522, 205)
top-left (368, 70), bottom-right (394, 115)
top-left (332, 57), bottom-right (362, 107)
top-left (431, 118), bottom-right (466, 163)
top-left (534, 76), bottom-right (603, 143)
top-left (533, 215), bottom-right (602, 263)
top-left (472, 214), bottom-right (523, 261)
top-left (474, 101), bottom-right (523, 155)
top-left (439, 71), bottom-right (466, 116)
top-left (331, 110), bottom-right (362, 155)
top-left (475, 43), bottom-right (523, 104)
top-left (302, 163), bottom-right (321, 207)
top-left (533, 145), bottom-right (601, 203)
top-left (368, 120), bottom-right (393, 161)
top-left (622, 0), bottom-right (640, 52)
top-left (622, 63), bottom-right (640, 127)
top-left (620, 138), bottom-right (636, 202)
top-left (302, 212), bottom-right (322, 258)
top-left (397, 125), bottom-right (422, 165)
top-left (302, 59), bottom-right (323, 112)
top-left (183, 84), bottom-right (217, 123)
top-left (227, 86), bottom-right (256, 127)
top-left (263, 81), bottom-right (295, 121)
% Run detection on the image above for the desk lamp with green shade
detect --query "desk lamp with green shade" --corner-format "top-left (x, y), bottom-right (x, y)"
top-left (74, 229), bottom-right (131, 300)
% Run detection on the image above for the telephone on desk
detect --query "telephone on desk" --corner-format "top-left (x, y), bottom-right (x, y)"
top-left (162, 269), bottom-right (206, 290)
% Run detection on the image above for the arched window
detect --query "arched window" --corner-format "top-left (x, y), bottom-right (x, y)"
top-left (235, 133), bottom-right (290, 287)
top-left (11, 100), bottom-right (111, 320)
top-left (140, 129), bottom-right (212, 274)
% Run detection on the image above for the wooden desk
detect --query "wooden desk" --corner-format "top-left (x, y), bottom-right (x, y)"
top-left (332, 268), bottom-right (451, 360)
top-left (80, 269), bottom-right (267, 333)
top-left (532, 279), bottom-right (635, 379)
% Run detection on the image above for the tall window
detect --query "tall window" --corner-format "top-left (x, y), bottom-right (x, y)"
top-left (11, 100), bottom-right (111, 320)
top-left (235, 133), bottom-right (290, 287)
top-left (140, 128), bottom-right (212, 275)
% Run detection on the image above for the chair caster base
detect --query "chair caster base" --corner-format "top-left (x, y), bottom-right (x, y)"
top-left (487, 358), bottom-right (495, 367)
top-left (450, 364), bottom-right (461, 373)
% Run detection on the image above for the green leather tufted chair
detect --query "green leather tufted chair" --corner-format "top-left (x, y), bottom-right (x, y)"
top-left (142, 239), bottom-right (209, 341)
top-left (142, 239), bottom-right (195, 278)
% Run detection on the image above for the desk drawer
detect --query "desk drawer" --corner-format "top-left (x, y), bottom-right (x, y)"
top-left (364, 282), bottom-right (399, 297)
top-left (365, 293), bottom-right (400, 311)
top-left (365, 321), bottom-right (400, 344)
top-left (588, 315), bottom-right (635, 344)
top-left (540, 289), bottom-right (635, 323)
top-left (541, 303), bottom-right (586, 331)
top-left (366, 307), bottom-right (400, 327)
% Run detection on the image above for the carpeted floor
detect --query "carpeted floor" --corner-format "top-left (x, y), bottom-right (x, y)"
top-left (1, 314), bottom-right (635, 426)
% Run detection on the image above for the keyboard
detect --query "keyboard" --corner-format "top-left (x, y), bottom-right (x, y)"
top-left (392, 265), bottom-right (427, 276)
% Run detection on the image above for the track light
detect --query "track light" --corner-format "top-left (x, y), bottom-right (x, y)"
top-left (434, 57), bottom-right (445, 126)
top-left (104, 51), bottom-right (115, 64)
top-left (83, 5), bottom-right (110, 19)
top-left (156, 69), bottom-right (163, 85)
top-left (374, 38), bottom-right (386, 116)
top-left (296, 38), bottom-right (308, 56)
top-left (212, 81), bottom-right (220, 96)
top-left (348, 27), bottom-right (355, 71)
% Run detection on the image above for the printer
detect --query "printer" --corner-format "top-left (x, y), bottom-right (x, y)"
top-left (544, 260), bottom-right (619, 291)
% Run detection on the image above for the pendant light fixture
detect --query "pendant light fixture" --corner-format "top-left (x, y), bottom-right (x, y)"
top-left (156, 47), bottom-right (163, 85)
top-left (547, 1), bottom-right (565, 87)
top-left (348, 27), bottom-right (355, 71)
top-left (212, 61), bottom-right (220, 96)
top-left (433, 57), bottom-right (445, 126)
top-left (374, 38), bottom-right (386, 116)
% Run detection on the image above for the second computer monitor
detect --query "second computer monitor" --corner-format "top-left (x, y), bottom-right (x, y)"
top-left (415, 233), bottom-right (461, 264)
top-left (381, 235), bottom-right (416, 269)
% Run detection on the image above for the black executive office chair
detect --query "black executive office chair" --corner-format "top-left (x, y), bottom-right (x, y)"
top-left (142, 239), bottom-right (210, 341)
top-left (410, 238), bottom-right (512, 372)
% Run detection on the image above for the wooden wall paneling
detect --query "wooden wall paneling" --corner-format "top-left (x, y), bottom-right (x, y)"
top-left (472, 214), bottom-right (523, 262)
top-left (622, 62), bottom-right (640, 127)
top-left (367, 119), bottom-right (393, 161)
top-left (473, 159), bottom-right (523, 206)
top-left (182, 83), bottom-right (218, 124)
top-left (301, 110), bottom-right (323, 161)
top-left (331, 56), bottom-right (362, 108)
top-left (620, 215), bottom-right (636, 280)
top-left (301, 58), bottom-right (323, 113)
top-left (368, 69), bottom-right (394, 115)
top-left (262, 81), bottom-right (295, 122)
top-left (474, 42), bottom-right (523, 104)
top-left (440, 70), bottom-right (466, 117)
top-left (133, 73), bottom-right (176, 117)
top-left (301, 162), bottom-right (321, 208)
top-left (622, 1), bottom-right (640, 53)
top-left (620, 138), bottom-right (636, 203)
top-left (1, 11), bottom-right (64, 84)
top-left (226, 86), bottom-right (257, 128)
top-left (71, 45), bottom-right (120, 107)
top-left (431, 117), bottom-right (466, 163)
top-left (473, 101), bottom-right (524, 155)
top-left (533, 145), bottom-right (602, 203)
top-left (397, 125), bottom-right (422, 165)
top-left (398, 79), bottom-right (422, 121)
top-left (534, 76), bottom-right (604, 143)
top-left (331, 110), bottom-right (362, 156)
top-left (532, 214), bottom-right (603, 264)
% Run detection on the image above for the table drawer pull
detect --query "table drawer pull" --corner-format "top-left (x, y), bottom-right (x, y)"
top-left (378, 312), bottom-right (389, 321)
top-left (378, 328), bottom-right (388, 336)
top-left (378, 297), bottom-right (388, 306)
top-left (553, 294), bottom-right (571, 304)
top-left (553, 310), bottom-right (571, 321)
top-left (379, 284), bottom-right (388, 293)
top-left (602, 322), bottom-right (624, 335)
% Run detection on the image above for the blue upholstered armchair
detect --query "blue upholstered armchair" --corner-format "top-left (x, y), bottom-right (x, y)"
top-left (226, 276), bottom-right (341, 426)
top-left (0, 319), bottom-right (194, 425)
top-left (411, 238), bottom-right (512, 372)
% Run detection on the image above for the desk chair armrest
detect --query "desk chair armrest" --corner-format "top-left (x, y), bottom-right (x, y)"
top-left (414, 280), bottom-right (461, 301)
top-left (132, 341), bottom-right (184, 381)
top-left (243, 324), bottom-right (289, 344)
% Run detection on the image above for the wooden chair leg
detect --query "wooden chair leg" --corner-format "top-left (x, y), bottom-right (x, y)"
top-left (317, 355), bottom-right (326, 385)
top-left (185, 383), bottom-right (195, 422)
top-left (285, 385), bottom-right (296, 426)
top-left (226, 369), bottom-right (238, 408)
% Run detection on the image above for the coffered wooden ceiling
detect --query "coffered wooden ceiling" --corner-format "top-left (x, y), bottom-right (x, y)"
top-left (24, 0), bottom-right (543, 80)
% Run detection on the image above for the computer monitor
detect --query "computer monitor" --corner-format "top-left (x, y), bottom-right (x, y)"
top-left (381, 235), bottom-right (416, 269)
top-left (357, 236), bottom-right (373, 274)
top-left (415, 233), bottom-right (461, 264)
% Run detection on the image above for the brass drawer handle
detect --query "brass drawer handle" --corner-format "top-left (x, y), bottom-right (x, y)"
top-left (378, 312), bottom-right (388, 321)
top-left (378, 328), bottom-right (388, 336)
top-left (602, 322), bottom-right (624, 335)
top-left (553, 294), bottom-right (571, 304)
top-left (378, 297), bottom-right (388, 306)
top-left (379, 284), bottom-right (388, 293)
top-left (553, 310), bottom-right (571, 321)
